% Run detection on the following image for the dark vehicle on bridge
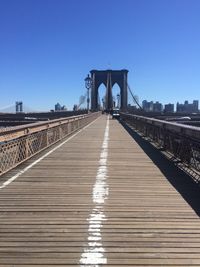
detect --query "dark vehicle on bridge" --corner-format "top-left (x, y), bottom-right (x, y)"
top-left (112, 108), bottom-right (120, 119)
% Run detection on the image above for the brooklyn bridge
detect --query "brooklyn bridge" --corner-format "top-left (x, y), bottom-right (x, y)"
top-left (0, 70), bottom-right (200, 266)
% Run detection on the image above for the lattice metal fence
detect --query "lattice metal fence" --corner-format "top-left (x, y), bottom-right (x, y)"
top-left (121, 113), bottom-right (200, 177)
top-left (0, 112), bottom-right (100, 176)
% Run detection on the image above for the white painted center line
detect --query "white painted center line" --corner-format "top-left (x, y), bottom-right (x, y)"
top-left (80, 116), bottom-right (109, 266)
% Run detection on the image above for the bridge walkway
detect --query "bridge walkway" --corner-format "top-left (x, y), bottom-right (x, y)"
top-left (0, 115), bottom-right (200, 266)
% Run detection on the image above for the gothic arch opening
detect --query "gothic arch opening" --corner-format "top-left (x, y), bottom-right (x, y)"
top-left (112, 83), bottom-right (121, 109)
top-left (98, 83), bottom-right (107, 110)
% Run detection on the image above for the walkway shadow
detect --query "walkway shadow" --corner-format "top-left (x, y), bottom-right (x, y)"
top-left (121, 121), bottom-right (200, 217)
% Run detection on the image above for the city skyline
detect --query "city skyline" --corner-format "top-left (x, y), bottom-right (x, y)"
top-left (3, 97), bottom-right (199, 114)
top-left (142, 99), bottom-right (199, 113)
top-left (0, 0), bottom-right (200, 111)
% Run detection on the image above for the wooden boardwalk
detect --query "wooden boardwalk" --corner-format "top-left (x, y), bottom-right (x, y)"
top-left (0, 115), bottom-right (200, 266)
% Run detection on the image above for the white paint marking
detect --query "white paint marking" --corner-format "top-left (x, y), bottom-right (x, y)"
top-left (80, 116), bottom-right (109, 266)
top-left (0, 117), bottom-right (99, 189)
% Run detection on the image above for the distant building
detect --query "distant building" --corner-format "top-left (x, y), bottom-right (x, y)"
top-left (55, 103), bottom-right (67, 112)
top-left (55, 103), bottom-right (62, 111)
top-left (73, 104), bottom-right (78, 111)
top-left (153, 101), bottom-right (163, 112)
top-left (176, 103), bottom-right (183, 112)
top-left (176, 100), bottom-right (199, 113)
top-left (142, 100), bottom-right (153, 112)
top-left (142, 100), bottom-right (163, 112)
top-left (193, 100), bottom-right (199, 111)
top-left (62, 105), bottom-right (67, 111)
top-left (164, 103), bottom-right (174, 113)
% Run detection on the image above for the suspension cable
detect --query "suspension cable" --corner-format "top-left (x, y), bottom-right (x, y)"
top-left (127, 83), bottom-right (143, 110)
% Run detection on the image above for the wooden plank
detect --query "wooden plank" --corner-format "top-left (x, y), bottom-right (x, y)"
top-left (0, 115), bottom-right (200, 265)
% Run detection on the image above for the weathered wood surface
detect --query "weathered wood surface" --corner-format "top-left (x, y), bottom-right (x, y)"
top-left (0, 115), bottom-right (200, 266)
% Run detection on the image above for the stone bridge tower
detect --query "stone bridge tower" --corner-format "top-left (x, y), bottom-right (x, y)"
top-left (90, 69), bottom-right (128, 111)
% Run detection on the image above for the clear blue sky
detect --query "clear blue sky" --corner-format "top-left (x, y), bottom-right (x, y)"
top-left (0, 0), bottom-right (200, 111)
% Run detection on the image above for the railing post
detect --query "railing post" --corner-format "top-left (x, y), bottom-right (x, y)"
top-left (46, 125), bottom-right (49, 147)
top-left (59, 122), bottom-right (62, 140)
top-left (25, 138), bottom-right (29, 158)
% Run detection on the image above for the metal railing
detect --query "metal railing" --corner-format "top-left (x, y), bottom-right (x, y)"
top-left (0, 112), bottom-right (100, 176)
top-left (121, 113), bottom-right (200, 176)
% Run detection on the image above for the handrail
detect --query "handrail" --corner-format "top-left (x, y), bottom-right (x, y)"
top-left (0, 112), bottom-right (100, 176)
top-left (0, 114), bottom-right (88, 142)
top-left (121, 112), bottom-right (200, 176)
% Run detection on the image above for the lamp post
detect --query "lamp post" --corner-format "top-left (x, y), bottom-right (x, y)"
top-left (84, 74), bottom-right (92, 113)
